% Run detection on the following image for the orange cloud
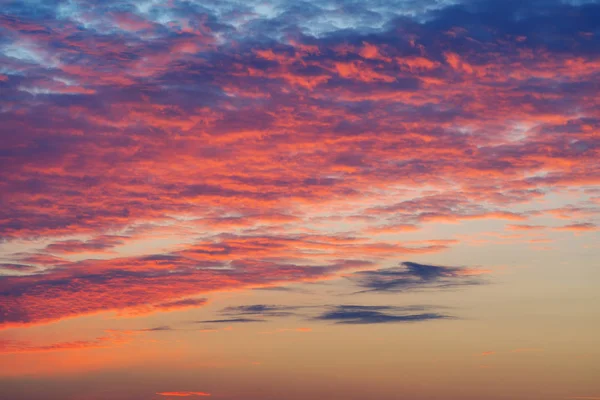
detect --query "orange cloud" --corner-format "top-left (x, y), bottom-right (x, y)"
top-left (1, 0), bottom-right (599, 338)
top-left (0, 330), bottom-right (138, 354)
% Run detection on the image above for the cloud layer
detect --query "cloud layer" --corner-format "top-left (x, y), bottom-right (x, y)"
top-left (1, 0), bottom-right (599, 328)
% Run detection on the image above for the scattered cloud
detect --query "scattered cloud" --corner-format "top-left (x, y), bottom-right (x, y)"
top-left (554, 223), bottom-right (598, 232)
top-left (314, 305), bottom-right (450, 325)
top-left (0, 249), bottom-right (369, 328)
top-left (506, 225), bottom-right (546, 231)
top-left (43, 235), bottom-right (127, 254)
top-left (348, 261), bottom-right (487, 293)
top-left (0, 330), bottom-right (138, 354)
top-left (0, 0), bottom-right (598, 330)
top-left (220, 304), bottom-right (301, 317)
top-left (194, 318), bottom-right (267, 324)
top-left (137, 326), bottom-right (174, 332)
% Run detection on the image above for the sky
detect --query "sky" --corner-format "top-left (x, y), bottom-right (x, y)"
top-left (0, 0), bottom-right (599, 399)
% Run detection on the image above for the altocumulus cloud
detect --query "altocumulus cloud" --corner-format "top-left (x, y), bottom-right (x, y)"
top-left (0, 0), bottom-right (598, 329)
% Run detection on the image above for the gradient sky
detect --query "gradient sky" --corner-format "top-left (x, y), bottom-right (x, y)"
top-left (1, 0), bottom-right (599, 399)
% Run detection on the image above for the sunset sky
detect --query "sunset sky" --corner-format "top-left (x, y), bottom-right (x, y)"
top-left (0, 0), bottom-right (599, 399)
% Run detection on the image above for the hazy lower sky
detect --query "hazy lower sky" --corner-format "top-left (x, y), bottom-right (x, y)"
top-left (1, 0), bottom-right (599, 399)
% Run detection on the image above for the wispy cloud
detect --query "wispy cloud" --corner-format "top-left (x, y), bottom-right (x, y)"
top-left (348, 261), bottom-right (487, 293)
top-left (194, 318), bottom-right (267, 324)
top-left (554, 223), bottom-right (598, 232)
top-left (220, 304), bottom-right (302, 317)
top-left (314, 305), bottom-right (451, 325)
top-left (0, 330), bottom-right (138, 354)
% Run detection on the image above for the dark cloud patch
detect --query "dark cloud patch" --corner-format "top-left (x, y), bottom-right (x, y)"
top-left (0, 263), bottom-right (39, 274)
top-left (152, 298), bottom-right (209, 311)
top-left (44, 235), bottom-right (127, 254)
top-left (349, 261), bottom-right (485, 293)
top-left (220, 304), bottom-right (300, 317)
top-left (315, 305), bottom-right (450, 324)
top-left (194, 318), bottom-right (267, 324)
top-left (196, 303), bottom-right (451, 326)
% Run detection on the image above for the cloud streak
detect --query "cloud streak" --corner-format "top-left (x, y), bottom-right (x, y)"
top-left (348, 261), bottom-right (487, 293)
top-left (0, 330), bottom-right (138, 354)
top-left (314, 305), bottom-right (450, 325)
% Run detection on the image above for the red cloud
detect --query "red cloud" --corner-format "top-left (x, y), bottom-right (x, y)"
top-left (2, 234), bottom-right (397, 328)
top-left (1, 1), bottom-right (599, 334)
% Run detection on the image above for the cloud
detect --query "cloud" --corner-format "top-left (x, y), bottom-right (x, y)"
top-left (506, 224), bottom-right (546, 231)
top-left (1, 0), bottom-right (598, 241)
top-left (553, 223), bottom-right (598, 231)
top-left (137, 326), bottom-right (173, 332)
top-left (314, 305), bottom-right (450, 324)
top-left (0, 263), bottom-right (39, 274)
top-left (0, 237), bottom-right (378, 328)
top-left (1, 0), bottom-right (599, 329)
top-left (194, 318), bottom-right (267, 324)
top-left (348, 261), bottom-right (487, 293)
top-left (0, 330), bottom-right (138, 354)
top-left (202, 302), bottom-right (455, 327)
top-left (198, 303), bottom-right (314, 325)
top-left (220, 304), bottom-right (301, 317)
top-left (43, 235), bottom-right (127, 254)
top-left (133, 298), bottom-right (209, 315)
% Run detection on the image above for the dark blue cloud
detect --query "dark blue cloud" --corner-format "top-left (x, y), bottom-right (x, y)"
top-left (315, 305), bottom-right (450, 324)
top-left (194, 318), bottom-right (267, 324)
top-left (137, 325), bottom-right (173, 332)
top-left (221, 304), bottom-right (300, 317)
top-left (349, 261), bottom-right (484, 293)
